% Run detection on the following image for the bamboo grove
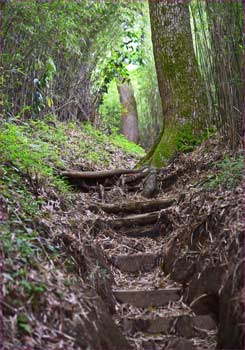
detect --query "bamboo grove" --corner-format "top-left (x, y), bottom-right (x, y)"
top-left (190, 0), bottom-right (244, 149)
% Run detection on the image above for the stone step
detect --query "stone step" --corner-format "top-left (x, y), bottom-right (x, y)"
top-left (113, 288), bottom-right (181, 308)
top-left (111, 253), bottom-right (162, 273)
top-left (123, 314), bottom-right (216, 338)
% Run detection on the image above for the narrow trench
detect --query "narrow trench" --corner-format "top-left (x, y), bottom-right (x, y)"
top-left (92, 178), bottom-right (218, 350)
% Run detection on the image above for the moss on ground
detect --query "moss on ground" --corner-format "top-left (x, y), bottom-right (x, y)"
top-left (1, 116), bottom-right (145, 343)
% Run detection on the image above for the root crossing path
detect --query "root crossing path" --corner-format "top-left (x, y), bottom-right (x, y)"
top-left (85, 168), bottom-right (218, 350)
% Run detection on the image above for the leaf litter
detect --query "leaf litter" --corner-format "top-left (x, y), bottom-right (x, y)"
top-left (3, 134), bottom-right (243, 350)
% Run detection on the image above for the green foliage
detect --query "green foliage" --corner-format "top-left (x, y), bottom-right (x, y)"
top-left (99, 3), bottom-right (162, 149)
top-left (205, 154), bottom-right (243, 189)
top-left (1, 117), bottom-right (141, 317)
top-left (112, 134), bottom-right (145, 156)
top-left (2, 168), bottom-right (46, 310)
top-left (1, 116), bottom-right (144, 310)
top-left (1, 116), bottom-right (144, 187)
top-left (20, 280), bottom-right (46, 295)
top-left (3, 0), bottom-right (144, 119)
top-left (92, 2), bottom-right (145, 96)
top-left (1, 123), bottom-right (53, 176)
top-left (17, 314), bottom-right (32, 334)
top-left (99, 80), bottom-right (122, 132)
top-left (189, 0), bottom-right (243, 147)
top-left (33, 57), bottom-right (57, 113)
top-left (130, 62), bottom-right (162, 149)
top-left (176, 124), bottom-right (216, 152)
top-left (0, 116), bottom-right (72, 193)
top-left (80, 122), bottom-right (145, 165)
top-left (1, 172), bottom-right (41, 262)
top-left (0, 119), bottom-right (69, 192)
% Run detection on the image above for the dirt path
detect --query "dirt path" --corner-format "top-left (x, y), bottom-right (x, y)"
top-left (90, 180), bottom-right (218, 349)
top-left (58, 140), bottom-right (242, 350)
top-left (62, 140), bottom-right (243, 349)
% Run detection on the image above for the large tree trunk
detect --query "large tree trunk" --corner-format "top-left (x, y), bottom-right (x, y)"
top-left (117, 80), bottom-right (139, 144)
top-left (145, 0), bottom-right (209, 166)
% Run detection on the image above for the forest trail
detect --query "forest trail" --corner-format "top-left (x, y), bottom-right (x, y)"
top-left (2, 122), bottom-right (242, 349)
top-left (2, 1), bottom-right (243, 349)
top-left (66, 150), bottom-right (226, 350)
top-left (93, 190), bottom-right (217, 349)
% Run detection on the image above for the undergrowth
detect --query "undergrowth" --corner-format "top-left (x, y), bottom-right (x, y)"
top-left (176, 124), bottom-right (216, 153)
top-left (205, 154), bottom-right (244, 189)
top-left (1, 115), bottom-right (144, 338)
top-left (82, 122), bottom-right (145, 161)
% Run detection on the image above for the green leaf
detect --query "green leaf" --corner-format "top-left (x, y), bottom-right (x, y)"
top-left (46, 57), bottom-right (56, 74)
top-left (19, 322), bottom-right (32, 334)
top-left (46, 97), bottom-right (53, 107)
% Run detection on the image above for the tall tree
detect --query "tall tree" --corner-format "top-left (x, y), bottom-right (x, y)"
top-left (117, 80), bottom-right (139, 143)
top-left (145, 0), bottom-right (209, 166)
top-left (97, 16), bottom-right (145, 143)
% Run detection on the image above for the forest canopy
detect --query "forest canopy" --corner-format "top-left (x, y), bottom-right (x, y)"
top-left (2, 0), bottom-right (243, 158)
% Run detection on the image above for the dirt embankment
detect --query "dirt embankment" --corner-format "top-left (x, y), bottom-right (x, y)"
top-left (3, 136), bottom-right (243, 349)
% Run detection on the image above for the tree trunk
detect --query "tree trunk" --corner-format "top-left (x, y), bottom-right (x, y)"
top-left (145, 0), bottom-right (209, 166)
top-left (117, 80), bottom-right (139, 144)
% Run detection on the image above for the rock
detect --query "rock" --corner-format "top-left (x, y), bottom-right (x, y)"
top-left (113, 288), bottom-right (181, 308)
top-left (142, 168), bottom-right (159, 198)
top-left (111, 253), bottom-right (161, 273)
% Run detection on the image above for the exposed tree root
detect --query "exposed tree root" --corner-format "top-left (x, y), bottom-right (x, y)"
top-left (91, 198), bottom-right (176, 214)
top-left (62, 168), bottom-right (144, 180)
top-left (120, 169), bottom-right (150, 185)
top-left (101, 210), bottom-right (169, 228)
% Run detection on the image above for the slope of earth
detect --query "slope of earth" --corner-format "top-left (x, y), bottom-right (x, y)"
top-left (1, 118), bottom-right (144, 350)
top-left (1, 117), bottom-right (243, 350)
top-left (90, 137), bottom-right (243, 349)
